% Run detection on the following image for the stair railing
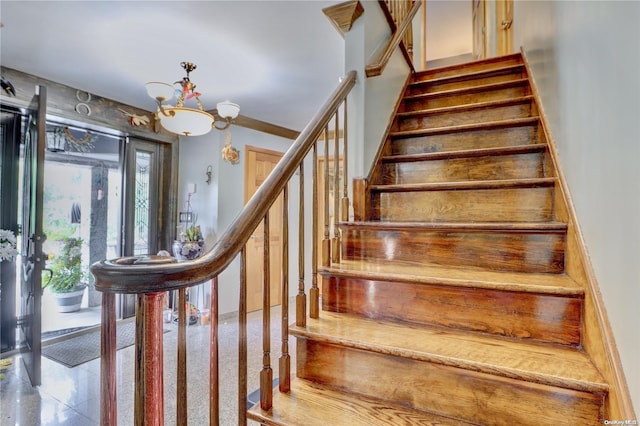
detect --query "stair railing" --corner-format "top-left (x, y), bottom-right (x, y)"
top-left (91, 70), bottom-right (357, 425)
top-left (366, 0), bottom-right (422, 77)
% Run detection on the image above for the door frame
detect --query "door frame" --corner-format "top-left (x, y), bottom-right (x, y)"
top-left (472, 0), bottom-right (487, 60)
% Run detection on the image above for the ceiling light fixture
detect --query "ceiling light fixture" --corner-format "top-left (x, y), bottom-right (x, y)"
top-left (145, 62), bottom-right (240, 137)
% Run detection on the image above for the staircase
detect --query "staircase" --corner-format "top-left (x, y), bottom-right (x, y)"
top-left (248, 54), bottom-right (609, 425)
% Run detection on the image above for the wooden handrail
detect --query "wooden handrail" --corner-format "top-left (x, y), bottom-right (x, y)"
top-left (95, 70), bottom-right (357, 426)
top-left (365, 0), bottom-right (421, 77)
top-left (90, 70), bottom-right (357, 295)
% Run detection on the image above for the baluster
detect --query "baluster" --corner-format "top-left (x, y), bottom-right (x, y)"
top-left (100, 293), bottom-right (116, 426)
top-left (279, 185), bottom-right (291, 392)
top-left (296, 164), bottom-right (306, 327)
top-left (341, 99), bottom-right (350, 223)
top-left (238, 248), bottom-right (248, 426)
top-left (134, 292), bottom-right (165, 426)
top-left (260, 213), bottom-right (273, 410)
top-left (322, 127), bottom-right (331, 266)
top-left (175, 288), bottom-right (187, 425)
top-left (332, 113), bottom-right (341, 264)
top-left (310, 143), bottom-right (320, 319)
top-left (209, 277), bottom-right (219, 426)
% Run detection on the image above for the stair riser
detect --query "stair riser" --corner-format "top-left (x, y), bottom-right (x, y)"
top-left (398, 102), bottom-right (536, 131)
top-left (382, 152), bottom-right (547, 184)
top-left (372, 187), bottom-right (554, 223)
top-left (392, 123), bottom-right (542, 155)
top-left (341, 228), bottom-right (565, 273)
top-left (414, 56), bottom-right (523, 80)
top-left (322, 276), bottom-right (581, 345)
top-left (296, 339), bottom-right (605, 426)
top-left (407, 71), bottom-right (525, 96)
top-left (404, 84), bottom-right (530, 111)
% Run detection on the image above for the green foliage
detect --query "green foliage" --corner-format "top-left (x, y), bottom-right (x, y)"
top-left (184, 224), bottom-right (203, 242)
top-left (43, 237), bottom-right (88, 293)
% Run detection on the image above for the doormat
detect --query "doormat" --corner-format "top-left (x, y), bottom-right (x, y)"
top-left (42, 326), bottom-right (92, 342)
top-left (42, 321), bottom-right (170, 368)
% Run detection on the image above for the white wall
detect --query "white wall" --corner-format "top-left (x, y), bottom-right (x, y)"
top-left (426, 0), bottom-right (473, 61)
top-left (177, 126), bottom-right (297, 315)
top-left (515, 0), bottom-right (640, 412)
top-left (345, 0), bottom-right (411, 179)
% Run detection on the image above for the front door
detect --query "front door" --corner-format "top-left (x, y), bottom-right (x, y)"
top-left (19, 85), bottom-right (47, 386)
top-left (244, 146), bottom-right (283, 313)
top-left (0, 108), bottom-right (21, 353)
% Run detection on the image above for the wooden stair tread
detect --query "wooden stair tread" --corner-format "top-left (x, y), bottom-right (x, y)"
top-left (404, 78), bottom-right (529, 102)
top-left (412, 64), bottom-right (525, 87)
top-left (292, 312), bottom-right (608, 394)
top-left (381, 143), bottom-right (546, 163)
top-left (390, 117), bottom-right (539, 138)
top-left (415, 53), bottom-right (523, 79)
top-left (247, 380), bottom-right (475, 426)
top-left (397, 96), bottom-right (534, 118)
top-left (320, 259), bottom-right (582, 295)
top-left (340, 220), bottom-right (567, 232)
top-left (370, 177), bottom-right (555, 192)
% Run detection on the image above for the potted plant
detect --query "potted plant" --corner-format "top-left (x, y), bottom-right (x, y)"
top-left (172, 221), bottom-right (205, 261)
top-left (0, 229), bottom-right (18, 263)
top-left (43, 237), bottom-right (89, 312)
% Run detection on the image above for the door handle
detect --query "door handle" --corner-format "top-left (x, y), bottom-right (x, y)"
top-left (501, 19), bottom-right (513, 30)
top-left (42, 268), bottom-right (53, 295)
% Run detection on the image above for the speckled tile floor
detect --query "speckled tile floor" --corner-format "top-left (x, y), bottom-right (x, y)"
top-left (1, 304), bottom-right (295, 425)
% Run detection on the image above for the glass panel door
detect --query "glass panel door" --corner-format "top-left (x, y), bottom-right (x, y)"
top-left (120, 138), bottom-right (162, 318)
top-left (19, 86), bottom-right (47, 386)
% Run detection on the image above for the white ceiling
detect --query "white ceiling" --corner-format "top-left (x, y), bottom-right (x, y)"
top-left (0, 1), bottom-right (346, 131)
top-left (0, 1), bottom-right (471, 132)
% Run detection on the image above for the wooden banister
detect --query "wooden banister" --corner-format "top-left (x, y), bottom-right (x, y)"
top-left (91, 70), bottom-right (357, 296)
top-left (365, 0), bottom-right (421, 77)
top-left (92, 70), bottom-right (357, 425)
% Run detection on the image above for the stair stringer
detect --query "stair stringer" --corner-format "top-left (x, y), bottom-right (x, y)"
top-left (521, 50), bottom-right (636, 420)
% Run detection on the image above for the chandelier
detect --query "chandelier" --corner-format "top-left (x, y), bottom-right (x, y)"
top-left (145, 62), bottom-right (240, 137)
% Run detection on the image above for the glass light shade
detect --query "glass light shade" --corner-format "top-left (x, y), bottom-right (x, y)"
top-left (145, 82), bottom-right (175, 102)
top-left (217, 101), bottom-right (240, 119)
top-left (159, 107), bottom-right (214, 136)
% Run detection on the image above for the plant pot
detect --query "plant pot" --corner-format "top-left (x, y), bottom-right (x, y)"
top-left (172, 240), bottom-right (205, 261)
top-left (53, 285), bottom-right (86, 313)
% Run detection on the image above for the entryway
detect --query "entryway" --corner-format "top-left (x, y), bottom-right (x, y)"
top-left (1, 101), bottom-right (173, 386)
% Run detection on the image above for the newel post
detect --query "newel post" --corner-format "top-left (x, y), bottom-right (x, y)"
top-left (97, 255), bottom-right (175, 426)
top-left (134, 292), bottom-right (166, 425)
